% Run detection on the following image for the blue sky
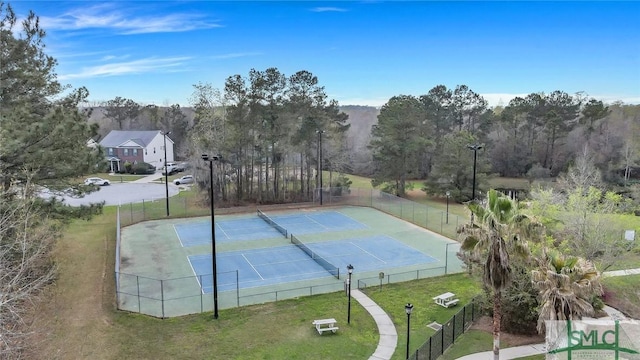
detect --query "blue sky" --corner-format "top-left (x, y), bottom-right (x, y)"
top-left (10, 1), bottom-right (640, 107)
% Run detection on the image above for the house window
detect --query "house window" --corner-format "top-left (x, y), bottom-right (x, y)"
top-left (133, 149), bottom-right (138, 156)
top-left (123, 149), bottom-right (129, 156)
top-left (108, 148), bottom-right (114, 156)
top-left (145, 149), bottom-right (147, 155)
top-left (154, 147), bottom-right (156, 154)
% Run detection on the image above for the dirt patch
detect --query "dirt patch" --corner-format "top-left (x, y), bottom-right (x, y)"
top-left (470, 316), bottom-right (544, 347)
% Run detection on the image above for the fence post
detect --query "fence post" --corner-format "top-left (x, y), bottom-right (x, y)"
top-left (161, 279), bottom-right (165, 319)
top-left (142, 199), bottom-right (145, 220)
top-left (236, 270), bottom-right (240, 307)
top-left (200, 275), bottom-right (203, 313)
top-left (136, 275), bottom-right (141, 313)
top-left (425, 208), bottom-right (428, 228)
top-left (472, 298), bottom-right (475, 321)
top-left (440, 212), bottom-right (443, 234)
top-left (411, 201), bottom-right (416, 224)
top-left (463, 304), bottom-right (467, 329)
top-left (452, 313), bottom-right (456, 343)
top-left (429, 337), bottom-right (432, 360)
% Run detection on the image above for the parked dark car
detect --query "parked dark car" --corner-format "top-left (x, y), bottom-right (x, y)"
top-left (173, 162), bottom-right (190, 173)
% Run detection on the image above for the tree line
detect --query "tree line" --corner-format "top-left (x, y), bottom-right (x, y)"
top-left (369, 86), bottom-right (640, 201)
top-left (90, 83), bottom-right (639, 205)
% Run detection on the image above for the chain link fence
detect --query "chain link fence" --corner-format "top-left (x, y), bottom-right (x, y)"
top-left (314, 187), bottom-right (465, 239)
top-left (115, 188), bottom-right (467, 317)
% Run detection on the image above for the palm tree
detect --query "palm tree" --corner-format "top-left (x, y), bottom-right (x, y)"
top-left (458, 189), bottom-right (543, 360)
top-left (532, 250), bottom-right (602, 333)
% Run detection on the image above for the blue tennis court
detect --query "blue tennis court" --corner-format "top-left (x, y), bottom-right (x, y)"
top-left (189, 246), bottom-right (337, 292)
top-left (174, 218), bottom-right (284, 246)
top-left (267, 211), bottom-right (367, 235)
top-left (188, 234), bottom-right (436, 293)
top-left (175, 211), bottom-right (367, 247)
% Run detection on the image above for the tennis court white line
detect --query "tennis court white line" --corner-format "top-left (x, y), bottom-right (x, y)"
top-left (187, 257), bottom-right (205, 294)
top-left (242, 253), bottom-right (265, 280)
top-left (216, 223), bottom-right (231, 240)
top-left (336, 211), bottom-right (369, 229)
top-left (174, 225), bottom-right (186, 247)
top-left (305, 214), bottom-right (330, 230)
top-left (350, 242), bottom-right (387, 264)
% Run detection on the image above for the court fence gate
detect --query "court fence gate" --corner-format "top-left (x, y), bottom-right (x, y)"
top-left (408, 296), bottom-right (481, 360)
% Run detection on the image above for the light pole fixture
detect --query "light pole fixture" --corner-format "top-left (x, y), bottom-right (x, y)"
top-left (316, 130), bottom-right (325, 206)
top-left (347, 264), bottom-right (354, 324)
top-left (202, 154), bottom-right (221, 319)
top-left (466, 144), bottom-right (483, 201)
top-left (163, 131), bottom-right (172, 216)
top-left (405, 303), bottom-right (414, 360)
top-left (445, 190), bottom-right (450, 224)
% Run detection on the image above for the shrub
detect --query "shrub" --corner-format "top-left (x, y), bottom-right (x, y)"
top-left (131, 162), bottom-right (155, 175)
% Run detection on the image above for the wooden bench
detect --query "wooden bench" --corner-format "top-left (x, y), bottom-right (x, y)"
top-left (433, 292), bottom-right (460, 308)
top-left (312, 318), bottom-right (339, 335)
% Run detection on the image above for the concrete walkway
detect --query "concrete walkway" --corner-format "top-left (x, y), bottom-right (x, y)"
top-left (603, 268), bottom-right (640, 277)
top-left (456, 268), bottom-right (639, 360)
top-left (351, 289), bottom-right (398, 360)
top-left (130, 171), bottom-right (164, 183)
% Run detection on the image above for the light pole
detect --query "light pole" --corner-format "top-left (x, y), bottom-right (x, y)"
top-left (445, 190), bottom-right (450, 224)
top-left (467, 144), bottom-right (483, 201)
top-left (316, 130), bottom-right (325, 205)
top-left (202, 154), bottom-right (220, 319)
top-left (347, 264), bottom-right (353, 324)
top-left (405, 303), bottom-right (414, 360)
top-left (163, 131), bottom-right (172, 216)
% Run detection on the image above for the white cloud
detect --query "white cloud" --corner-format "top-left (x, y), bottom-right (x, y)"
top-left (39, 4), bottom-right (221, 34)
top-left (589, 94), bottom-right (640, 105)
top-left (59, 57), bottom-right (191, 80)
top-left (310, 7), bottom-right (348, 13)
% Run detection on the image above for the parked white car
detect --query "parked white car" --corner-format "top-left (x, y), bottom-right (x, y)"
top-left (173, 175), bottom-right (194, 185)
top-left (84, 177), bottom-right (110, 186)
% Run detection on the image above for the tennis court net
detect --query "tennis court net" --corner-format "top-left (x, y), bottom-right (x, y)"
top-left (256, 209), bottom-right (288, 238)
top-left (290, 234), bottom-right (340, 279)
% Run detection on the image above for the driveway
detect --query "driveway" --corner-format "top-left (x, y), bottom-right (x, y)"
top-left (44, 182), bottom-right (182, 206)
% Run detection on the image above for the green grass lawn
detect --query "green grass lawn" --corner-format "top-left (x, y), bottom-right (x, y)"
top-left (80, 173), bottom-right (149, 182)
top-left (603, 274), bottom-right (640, 319)
top-left (438, 330), bottom-right (494, 360)
top-left (33, 175), bottom-right (640, 359)
top-left (363, 275), bottom-right (481, 360)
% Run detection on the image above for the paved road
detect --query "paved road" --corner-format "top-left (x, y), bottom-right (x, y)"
top-left (43, 182), bottom-right (181, 206)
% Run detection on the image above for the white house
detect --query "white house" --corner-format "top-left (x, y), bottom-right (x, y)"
top-left (99, 130), bottom-right (174, 172)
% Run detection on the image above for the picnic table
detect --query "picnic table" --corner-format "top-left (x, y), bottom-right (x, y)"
top-left (433, 292), bottom-right (459, 308)
top-left (312, 318), bottom-right (339, 335)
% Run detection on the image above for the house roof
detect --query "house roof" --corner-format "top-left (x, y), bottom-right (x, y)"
top-left (99, 130), bottom-right (172, 148)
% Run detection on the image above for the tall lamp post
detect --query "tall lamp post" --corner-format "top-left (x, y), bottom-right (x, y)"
top-left (316, 130), bottom-right (325, 205)
top-left (202, 154), bottom-right (220, 319)
top-left (405, 303), bottom-right (414, 360)
top-left (466, 144), bottom-right (483, 201)
top-left (347, 264), bottom-right (354, 324)
top-left (445, 191), bottom-right (450, 224)
top-left (163, 131), bottom-right (172, 216)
